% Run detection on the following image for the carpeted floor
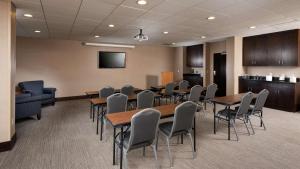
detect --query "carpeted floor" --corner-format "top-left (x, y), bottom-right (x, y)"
top-left (0, 99), bottom-right (300, 169)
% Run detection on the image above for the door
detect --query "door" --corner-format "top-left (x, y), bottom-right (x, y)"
top-left (213, 53), bottom-right (226, 96)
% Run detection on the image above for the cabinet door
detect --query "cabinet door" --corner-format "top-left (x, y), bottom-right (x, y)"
top-left (243, 37), bottom-right (256, 66)
top-left (254, 35), bottom-right (268, 66)
top-left (239, 79), bottom-right (248, 93)
top-left (281, 30), bottom-right (298, 66)
top-left (264, 83), bottom-right (278, 107)
top-left (267, 33), bottom-right (282, 66)
top-left (186, 44), bottom-right (203, 67)
top-left (276, 83), bottom-right (294, 108)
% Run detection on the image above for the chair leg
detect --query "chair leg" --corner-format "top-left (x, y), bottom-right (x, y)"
top-left (231, 120), bottom-right (239, 141)
top-left (143, 146), bottom-right (146, 157)
top-left (248, 117), bottom-right (255, 135)
top-left (166, 137), bottom-right (173, 167)
top-left (151, 145), bottom-right (159, 169)
top-left (243, 119), bottom-right (251, 136)
top-left (156, 131), bottom-right (159, 151)
top-left (259, 115), bottom-right (267, 130)
top-left (124, 150), bottom-right (128, 169)
top-left (187, 133), bottom-right (195, 159)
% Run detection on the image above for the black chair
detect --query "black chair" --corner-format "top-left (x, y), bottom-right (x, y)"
top-left (247, 89), bottom-right (269, 134)
top-left (136, 90), bottom-right (155, 109)
top-left (215, 92), bottom-right (254, 141)
top-left (115, 108), bottom-right (161, 169)
top-left (158, 101), bottom-right (197, 167)
top-left (160, 83), bottom-right (175, 104)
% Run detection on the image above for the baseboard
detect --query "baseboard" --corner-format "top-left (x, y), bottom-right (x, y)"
top-left (55, 95), bottom-right (90, 102)
top-left (0, 133), bottom-right (17, 152)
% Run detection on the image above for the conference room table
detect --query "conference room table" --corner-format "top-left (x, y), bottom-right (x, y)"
top-left (89, 93), bottom-right (161, 140)
top-left (212, 93), bottom-right (257, 140)
top-left (105, 103), bottom-right (197, 169)
top-left (85, 88), bottom-right (142, 120)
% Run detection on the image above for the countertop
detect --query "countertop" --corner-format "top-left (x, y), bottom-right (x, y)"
top-left (239, 76), bottom-right (300, 84)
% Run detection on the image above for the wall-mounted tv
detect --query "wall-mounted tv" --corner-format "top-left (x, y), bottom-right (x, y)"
top-left (98, 51), bottom-right (126, 68)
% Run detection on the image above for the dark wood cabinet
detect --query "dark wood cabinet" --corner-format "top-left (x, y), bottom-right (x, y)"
top-left (183, 74), bottom-right (203, 87)
top-left (239, 78), bottom-right (300, 112)
top-left (186, 44), bottom-right (203, 67)
top-left (243, 29), bottom-right (300, 66)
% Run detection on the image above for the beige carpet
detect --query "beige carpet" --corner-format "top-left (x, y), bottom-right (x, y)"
top-left (0, 99), bottom-right (300, 169)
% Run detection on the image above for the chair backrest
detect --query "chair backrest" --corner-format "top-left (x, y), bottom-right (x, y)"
top-left (99, 86), bottom-right (115, 98)
top-left (170, 101), bottom-right (197, 137)
top-left (236, 92), bottom-right (254, 117)
top-left (107, 93), bottom-right (128, 114)
top-left (252, 89), bottom-right (269, 113)
top-left (137, 90), bottom-right (155, 109)
top-left (179, 80), bottom-right (189, 90)
top-left (120, 85), bottom-right (134, 96)
top-left (19, 80), bottom-right (44, 96)
top-left (204, 83), bottom-right (218, 100)
top-left (188, 85), bottom-right (203, 102)
top-left (165, 82), bottom-right (175, 95)
top-left (127, 108), bottom-right (161, 150)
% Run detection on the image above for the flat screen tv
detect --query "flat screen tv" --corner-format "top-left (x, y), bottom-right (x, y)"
top-left (98, 51), bottom-right (126, 68)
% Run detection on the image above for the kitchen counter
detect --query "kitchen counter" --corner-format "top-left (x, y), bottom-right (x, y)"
top-left (239, 76), bottom-right (300, 84)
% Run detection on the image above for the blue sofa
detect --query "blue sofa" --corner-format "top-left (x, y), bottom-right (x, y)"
top-left (18, 80), bottom-right (56, 105)
top-left (16, 93), bottom-right (42, 120)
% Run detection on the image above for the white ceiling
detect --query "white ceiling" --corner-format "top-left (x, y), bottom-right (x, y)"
top-left (13, 0), bottom-right (300, 46)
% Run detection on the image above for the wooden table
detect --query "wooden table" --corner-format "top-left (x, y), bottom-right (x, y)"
top-left (90, 93), bottom-right (161, 140)
top-left (106, 104), bottom-right (197, 169)
top-left (212, 93), bottom-right (256, 140)
top-left (173, 89), bottom-right (191, 102)
top-left (85, 88), bottom-right (142, 120)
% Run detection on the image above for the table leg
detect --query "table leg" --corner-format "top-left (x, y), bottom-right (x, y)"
top-left (113, 128), bottom-right (116, 165)
top-left (120, 127), bottom-right (124, 169)
top-left (100, 106), bottom-right (104, 141)
top-left (213, 102), bottom-right (216, 134)
top-left (260, 111), bottom-right (263, 127)
top-left (181, 134), bottom-right (183, 144)
top-left (96, 106), bottom-right (99, 135)
top-left (193, 117), bottom-right (196, 152)
top-left (227, 108), bottom-right (231, 140)
top-left (92, 105), bottom-right (95, 122)
top-left (89, 102), bottom-right (92, 119)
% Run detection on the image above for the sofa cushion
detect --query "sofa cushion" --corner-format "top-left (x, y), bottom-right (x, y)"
top-left (19, 81), bottom-right (44, 96)
top-left (40, 94), bottom-right (53, 100)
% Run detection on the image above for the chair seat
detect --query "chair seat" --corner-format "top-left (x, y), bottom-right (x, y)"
top-left (159, 122), bottom-right (173, 136)
top-left (217, 109), bottom-right (238, 118)
top-left (115, 131), bottom-right (152, 150)
top-left (159, 121), bottom-right (188, 137)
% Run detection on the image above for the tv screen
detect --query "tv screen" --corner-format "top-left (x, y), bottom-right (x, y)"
top-left (98, 51), bottom-right (126, 68)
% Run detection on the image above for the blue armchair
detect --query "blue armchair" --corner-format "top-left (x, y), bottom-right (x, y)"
top-left (16, 93), bottom-right (42, 120)
top-left (18, 80), bottom-right (56, 106)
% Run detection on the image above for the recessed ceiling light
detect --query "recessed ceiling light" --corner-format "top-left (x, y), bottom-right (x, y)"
top-left (172, 43), bottom-right (176, 45)
top-left (201, 36), bottom-right (206, 39)
top-left (249, 26), bottom-right (256, 29)
top-left (94, 35), bottom-right (100, 38)
top-left (163, 31), bottom-right (169, 34)
top-left (207, 16), bottom-right (216, 20)
top-left (24, 13), bottom-right (33, 18)
top-left (108, 24), bottom-right (115, 28)
top-left (34, 30), bottom-right (41, 33)
top-left (137, 0), bottom-right (147, 5)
